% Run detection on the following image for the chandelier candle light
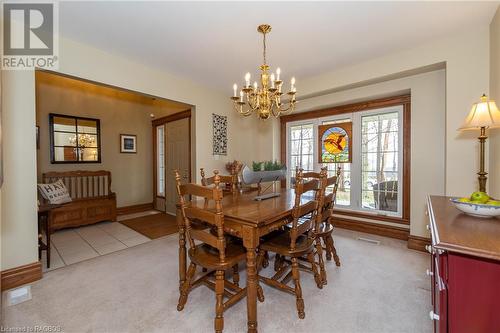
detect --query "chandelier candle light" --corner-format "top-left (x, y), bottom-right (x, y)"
top-left (231, 24), bottom-right (297, 120)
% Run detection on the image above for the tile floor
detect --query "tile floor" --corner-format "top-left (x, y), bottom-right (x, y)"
top-left (41, 211), bottom-right (160, 272)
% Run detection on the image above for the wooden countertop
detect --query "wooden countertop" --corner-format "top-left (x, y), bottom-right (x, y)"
top-left (427, 195), bottom-right (500, 261)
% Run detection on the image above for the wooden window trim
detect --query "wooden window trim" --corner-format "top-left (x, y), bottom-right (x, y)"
top-left (49, 113), bottom-right (102, 164)
top-left (280, 94), bottom-right (411, 225)
top-left (152, 110), bottom-right (192, 207)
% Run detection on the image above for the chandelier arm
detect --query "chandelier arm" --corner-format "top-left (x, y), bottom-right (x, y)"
top-left (233, 104), bottom-right (253, 116)
top-left (233, 97), bottom-right (260, 116)
top-left (241, 106), bottom-right (254, 116)
top-left (253, 93), bottom-right (263, 112)
top-left (272, 97), bottom-right (283, 117)
top-left (280, 106), bottom-right (295, 115)
top-left (247, 95), bottom-right (260, 111)
top-left (277, 101), bottom-right (295, 113)
top-left (272, 105), bottom-right (280, 118)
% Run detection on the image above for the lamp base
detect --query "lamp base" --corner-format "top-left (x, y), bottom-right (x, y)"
top-left (477, 126), bottom-right (487, 193)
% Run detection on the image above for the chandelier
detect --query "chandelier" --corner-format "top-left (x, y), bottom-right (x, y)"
top-left (69, 134), bottom-right (95, 148)
top-left (231, 24), bottom-right (297, 120)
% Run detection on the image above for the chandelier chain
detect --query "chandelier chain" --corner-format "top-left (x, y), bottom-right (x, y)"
top-left (262, 32), bottom-right (267, 65)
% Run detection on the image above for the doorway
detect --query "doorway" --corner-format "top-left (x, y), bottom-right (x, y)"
top-left (153, 110), bottom-right (192, 214)
top-left (35, 70), bottom-right (193, 271)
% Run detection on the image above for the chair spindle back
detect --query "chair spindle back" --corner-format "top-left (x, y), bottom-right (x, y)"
top-left (321, 166), bottom-right (342, 223)
top-left (175, 169), bottom-right (227, 262)
top-left (200, 167), bottom-right (237, 193)
top-left (289, 169), bottom-right (322, 250)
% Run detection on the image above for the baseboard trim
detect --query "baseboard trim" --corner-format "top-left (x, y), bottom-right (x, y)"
top-left (407, 235), bottom-right (431, 253)
top-left (1, 262), bottom-right (42, 291)
top-left (332, 217), bottom-right (409, 240)
top-left (117, 202), bottom-right (154, 216)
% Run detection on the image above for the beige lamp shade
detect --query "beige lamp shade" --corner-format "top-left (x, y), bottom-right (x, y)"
top-left (460, 94), bottom-right (500, 130)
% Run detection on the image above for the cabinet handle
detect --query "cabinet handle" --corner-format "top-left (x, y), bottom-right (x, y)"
top-left (425, 245), bottom-right (433, 254)
top-left (429, 311), bottom-right (440, 321)
top-left (426, 224), bottom-right (430, 231)
top-left (426, 269), bottom-right (434, 276)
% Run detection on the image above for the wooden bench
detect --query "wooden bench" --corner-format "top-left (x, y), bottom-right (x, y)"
top-left (42, 170), bottom-right (117, 231)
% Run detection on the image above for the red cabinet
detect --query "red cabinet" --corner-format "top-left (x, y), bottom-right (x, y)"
top-left (427, 196), bottom-right (500, 333)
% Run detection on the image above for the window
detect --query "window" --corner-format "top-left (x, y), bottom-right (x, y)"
top-left (289, 123), bottom-right (314, 177)
top-left (49, 114), bottom-right (101, 163)
top-left (157, 125), bottom-right (165, 197)
top-left (282, 96), bottom-right (409, 223)
top-left (361, 112), bottom-right (400, 213)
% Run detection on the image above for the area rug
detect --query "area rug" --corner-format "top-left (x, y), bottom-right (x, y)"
top-left (120, 213), bottom-right (178, 239)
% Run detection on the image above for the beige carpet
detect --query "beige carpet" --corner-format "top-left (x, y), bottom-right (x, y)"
top-left (1, 229), bottom-right (431, 333)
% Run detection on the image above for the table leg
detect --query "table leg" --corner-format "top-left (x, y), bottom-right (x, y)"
top-left (243, 226), bottom-right (258, 333)
top-left (177, 206), bottom-right (186, 291)
top-left (45, 214), bottom-right (51, 268)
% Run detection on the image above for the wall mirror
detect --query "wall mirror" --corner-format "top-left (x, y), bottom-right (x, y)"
top-left (49, 113), bottom-right (101, 163)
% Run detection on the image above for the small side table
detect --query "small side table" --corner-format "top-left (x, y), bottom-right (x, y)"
top-left (38, 204), bottom-right (61, 268)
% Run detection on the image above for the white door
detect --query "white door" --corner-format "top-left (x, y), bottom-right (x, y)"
top-left (166, 117), bottom-right (190, 214)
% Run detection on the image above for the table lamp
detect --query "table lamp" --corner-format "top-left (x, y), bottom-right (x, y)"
top-left (460, 94), bottom-right (500, 192)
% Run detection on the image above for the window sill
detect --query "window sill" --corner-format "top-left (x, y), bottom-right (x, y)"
top-left (333, 208), bottom-right (409, 225)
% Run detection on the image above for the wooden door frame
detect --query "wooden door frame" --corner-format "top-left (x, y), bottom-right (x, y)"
top-left (152, 109), bottom-right (192, 209)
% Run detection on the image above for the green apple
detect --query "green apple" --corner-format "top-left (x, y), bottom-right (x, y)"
top-left (470, 191), bottom-right (490, 204)
top-left (458, 198), bottom-right (471, 203)
top-left (486, 200), bottom-right (500, 206)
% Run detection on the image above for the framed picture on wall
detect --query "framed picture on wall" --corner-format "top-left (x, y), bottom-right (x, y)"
top-left (120, 134), bottom-right (137, 153)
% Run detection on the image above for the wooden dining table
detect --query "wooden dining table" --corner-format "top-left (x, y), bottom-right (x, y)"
top-left (176, 187), bottom-right (301, 333)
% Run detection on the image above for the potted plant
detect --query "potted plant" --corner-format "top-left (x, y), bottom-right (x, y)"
top-left (242, 160), bottom-right (287, 185)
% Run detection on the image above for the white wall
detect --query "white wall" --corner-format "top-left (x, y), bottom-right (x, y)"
top-left (490, 7), bottom-right (500, 199)
top-left (292, 70), bottom-right (446, 238)
top-left (1, 71), bottom-right (38, 270)
top-left (1, 36), bottom-right (259, 270)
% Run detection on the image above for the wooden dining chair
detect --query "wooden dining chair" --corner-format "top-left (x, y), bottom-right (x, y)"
top-left (299, 168), bottom-right (329, 286)
top-left (317, 166), bottom-right (342, 268)
top-left (256, 169), bottom-right (321, 319)
top-left (199, 167), bottom-right (240, 272)
top-left (174, 170), bottom-right (262, 333)
top-left (201, 167), bottom-right (237, 193)
top-left (273, 168), bottom-right (328, 285)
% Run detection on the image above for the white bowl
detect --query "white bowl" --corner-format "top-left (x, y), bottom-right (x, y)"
top-left (450, 198), bottom-right (500, 218)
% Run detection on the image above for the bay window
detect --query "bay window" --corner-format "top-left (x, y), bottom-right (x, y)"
top-left (282, 95), bottom-right (409, 223)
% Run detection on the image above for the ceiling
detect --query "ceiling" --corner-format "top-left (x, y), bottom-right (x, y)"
top-left (36, 70), bottom-right (191, 117)
top-left (59, 1), bottom-right (499, 92)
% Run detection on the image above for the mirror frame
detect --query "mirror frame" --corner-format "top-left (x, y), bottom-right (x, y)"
top-left (49, 113), bottom-right (102, 164)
